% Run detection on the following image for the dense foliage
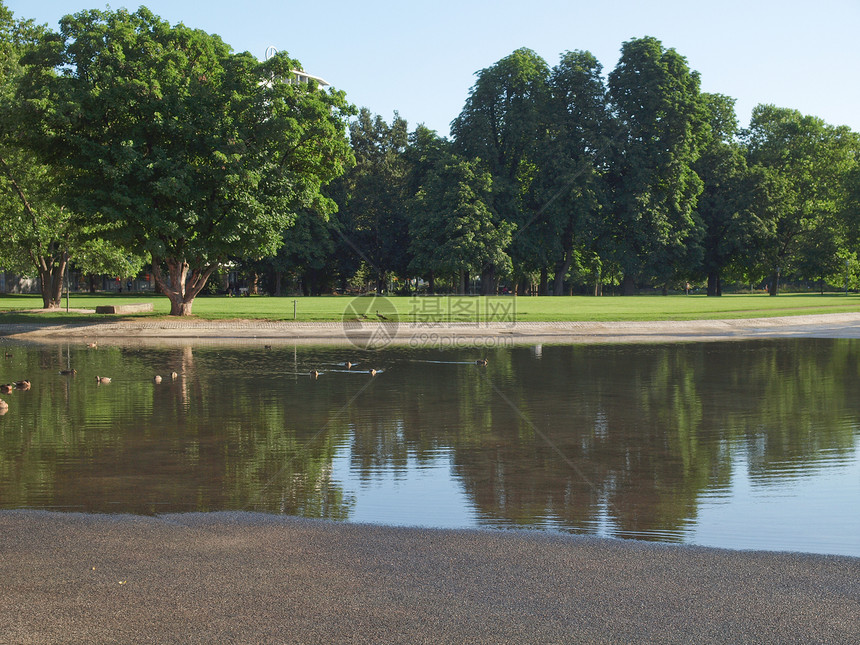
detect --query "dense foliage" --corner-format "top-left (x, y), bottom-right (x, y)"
top-left (5, 4), bottom-right (354, 313)
top-left (1, 1), bottom-right (858, 308)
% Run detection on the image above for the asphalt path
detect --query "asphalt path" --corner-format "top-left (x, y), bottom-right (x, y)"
top-left (1, 511), bottom-right (858, 644)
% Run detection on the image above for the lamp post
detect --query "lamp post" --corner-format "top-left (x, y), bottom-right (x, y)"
top-left (845, 259), bottom-right (849, 296)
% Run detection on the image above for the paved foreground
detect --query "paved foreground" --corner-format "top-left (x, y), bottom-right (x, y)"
top-left (1, 511), bottom-right (858, 644)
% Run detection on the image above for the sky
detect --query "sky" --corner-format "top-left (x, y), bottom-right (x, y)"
top-left (8, 0), bottom-right (860, 137)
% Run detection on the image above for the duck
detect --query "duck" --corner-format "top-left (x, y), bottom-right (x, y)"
top-left (86, 342), bottom-right (98, 348)
top-left (0, 384), bottom-right (13, 394)
top-left (0, 398), bottom-right (7, 409)
top-left (95, 376), bottom-right (111, 384)
top-left (171, 371), bottom-right (178, 380)
top-left (59, 369), bottom-right (77, 375)
top-left (369, 369), bottom-right (378, 376)
top-left (344, 361), bottom-right (355, 369)
top-left (476, 358), bottom-right (488, 366)
top-left (153, 375), bottom-right (163, 384)
top-left (14, 380), bottom-right (30, 390)
top-left (3, 352), bottom-right (12, 359)
top-left (310, 370), bottom-right (320, 379)
top-left (376, 310), bottom-right (388, 320)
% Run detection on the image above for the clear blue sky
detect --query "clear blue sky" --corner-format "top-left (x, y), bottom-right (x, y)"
top-left (9, 0), bottom-right (860, 137)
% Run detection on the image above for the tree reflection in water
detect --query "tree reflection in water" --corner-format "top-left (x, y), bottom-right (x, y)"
top-left (0, 339), bottom-right (857, 554)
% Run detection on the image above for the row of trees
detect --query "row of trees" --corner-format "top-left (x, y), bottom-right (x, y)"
top-left (318, 44), bottom-right (860, 298)
top-left (1, 3), bottom-right (858, 314)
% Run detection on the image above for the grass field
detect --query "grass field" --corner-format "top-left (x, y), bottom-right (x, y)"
top-left (1, 291), bottom-right (859, 323)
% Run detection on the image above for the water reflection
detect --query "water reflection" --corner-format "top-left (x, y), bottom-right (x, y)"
top-left (0, 339), bottom-right (858, 556)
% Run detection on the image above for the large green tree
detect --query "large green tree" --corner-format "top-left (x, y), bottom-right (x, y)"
top-left (606, 36), bottom-right (707, 294)
top-left (408, 156), bottom-right (513, 293)
top-left (693, 93), bottom-right (768, 296)
top-left (331, 109), bottom-right (411, 293)
top-left (744, 105), bottom-right (859, 295)
top-left (451, 48), bottom-right (549, 293)
top-left (0, 2), bottom-right (136, 307)
top-left (536, 50), bottom-right (609, 295)
top-left (18, 7), bottom-right (353, 314)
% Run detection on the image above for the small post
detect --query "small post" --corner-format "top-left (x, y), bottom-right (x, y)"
top-left (65, 266), bottom-right (70, 313)
top-left (293, 299), bottom-right (298, 320)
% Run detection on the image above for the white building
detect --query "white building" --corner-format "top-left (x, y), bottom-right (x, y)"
top-left (265, 46), bottom-right (329, 89)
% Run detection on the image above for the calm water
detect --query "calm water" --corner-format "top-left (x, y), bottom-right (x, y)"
top-left (0, 339), bottom-right (858, 557)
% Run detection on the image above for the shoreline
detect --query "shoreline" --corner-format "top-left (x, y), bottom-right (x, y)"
top-left (1, 510), bottom-right (858, 644)
top-left (3, 311), bottom-right (860, 346)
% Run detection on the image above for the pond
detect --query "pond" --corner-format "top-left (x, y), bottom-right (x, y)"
top-left (0, 339), bottom-right (858, 557)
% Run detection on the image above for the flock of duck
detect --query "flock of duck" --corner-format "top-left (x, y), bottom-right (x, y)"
top-left (0, 341), bottom-right (182, 413)
top-left (0, 343), bottom-right (490, 410)
top-left (308, 361), bottom-right (377, 379)
top-left (0, 348), bottom-right (32, 411)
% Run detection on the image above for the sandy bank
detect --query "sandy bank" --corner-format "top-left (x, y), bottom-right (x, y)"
top-left (3, 312), bottom-right (860, 346)
top-left (1, 511), bottom-right (857, 644)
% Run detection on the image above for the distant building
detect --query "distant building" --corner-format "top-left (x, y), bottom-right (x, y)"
top-left (287, 69), bottom-right (329, 89)
top-left (264, 46), bottom-right (329, 90)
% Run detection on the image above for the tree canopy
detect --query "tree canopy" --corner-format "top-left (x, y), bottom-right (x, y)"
top-left (744, 105), bottom-right (860, 294)
top-left (606, 36), bottom-right (707, 294)
top-left (2, 4), bottom-right (858, 301)
top-left (16, 6), bottom-right (354, 313)
top-left (0, 3), bottom-right (140, 307)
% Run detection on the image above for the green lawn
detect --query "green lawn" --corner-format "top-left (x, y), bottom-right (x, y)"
top-left (1, 291), bottom-right (859, 323)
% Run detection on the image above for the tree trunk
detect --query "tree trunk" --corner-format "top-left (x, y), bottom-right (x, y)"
top-left (275, 271), bottom-right (282, 297)
top-left (538, 267), bottom-right (548, 296)
top-left (621, 274), bottom-right (636, 296)
top-left (428, 271), bottom-right (435, 295)
top-left (707, 270), bottom-right (722, 296)
top-left (37, 253), bottom-right (67, 309)
top-left (593, 270), bottom-right (602, 297)
top-left (553, 255), bottom-right (573, 296)
top-left (769, 270), bottom-right (780, 296)
top-left (482, 267), bottom-right (496, 295)
top-left (152, 257), bottom-right (217, 316)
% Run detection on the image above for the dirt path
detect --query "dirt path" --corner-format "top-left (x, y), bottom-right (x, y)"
top-left (3, 312), bottom-right (860, 346)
